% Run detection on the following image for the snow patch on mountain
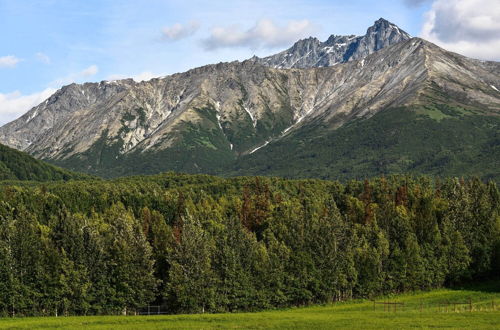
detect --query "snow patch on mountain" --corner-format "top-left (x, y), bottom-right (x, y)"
top-left (250, 140), bottom-right (270, 154)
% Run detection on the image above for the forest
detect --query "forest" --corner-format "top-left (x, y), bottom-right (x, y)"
top-left (0, 173), bottom-right (498, 316)
top-left (0, 143), bottom-right (89, 181)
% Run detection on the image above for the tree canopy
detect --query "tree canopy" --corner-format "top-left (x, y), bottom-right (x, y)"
top-left (0, 173), bottom-right (498, 316)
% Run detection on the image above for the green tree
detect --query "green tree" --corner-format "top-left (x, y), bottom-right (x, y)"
top-left (165, 212), bottom-right (216, 313)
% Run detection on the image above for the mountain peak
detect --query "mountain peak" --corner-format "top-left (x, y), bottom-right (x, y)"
top-left (374, 17), bottom-right (391, 25)
top-left (253, 19), bottom-right (411, 69)
top-left (292, 36), bottom-right (320, 46)
top-left (369, 18), bottom-right (411, 36)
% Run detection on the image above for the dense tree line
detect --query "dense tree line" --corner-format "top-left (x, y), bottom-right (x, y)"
top-left (0, 173), bottom-right (498, 316)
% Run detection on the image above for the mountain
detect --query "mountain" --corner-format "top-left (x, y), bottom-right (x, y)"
top-left (0, 20), bottom-right (499, 180)
top-left (252, 18), bottom-right (411, 68)
top-left (0, 142), bottom-right (89, 181)
top-left (234, 38), bottom-right (500, 181)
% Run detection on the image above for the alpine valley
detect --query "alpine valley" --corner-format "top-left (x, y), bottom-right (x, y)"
top-left (1, 18), bottom-right (499, 180)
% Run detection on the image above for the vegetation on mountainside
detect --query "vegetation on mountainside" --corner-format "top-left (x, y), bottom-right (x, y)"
top-left (231, 105), bottom-right (500, 182)
top-left (0, 143), bottom-right (89, 181)
top-left (0, 173), bottom-right (498, 316)
top-left (45, 104), bottom-right (499, 181)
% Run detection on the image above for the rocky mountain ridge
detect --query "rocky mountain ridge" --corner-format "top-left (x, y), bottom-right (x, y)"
top-left (252, 18), bottom-right (411, 68)
top-left (0, 19), bottom-right (499, 178)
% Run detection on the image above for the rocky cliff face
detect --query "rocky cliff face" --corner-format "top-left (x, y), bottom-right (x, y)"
top-left (0, 80), bottom-right (134, 152)
top-left (252, 18), bottom-right (411, 69)
top-left (0, 20), bottom-right (498, 178)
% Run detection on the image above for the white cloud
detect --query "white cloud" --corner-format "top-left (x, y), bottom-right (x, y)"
top-left (106, 71), bottom-right (162, 82)
top-left (421, 0), bottom-right (500, 60)
top-left (202, 19), bottom-right (318, 50)
top-left (35, 52), bottom-right (51, 64)
top-left (81, 64), bottom-right (99, 77)
top-left (0, 55), bottom-right (22, 68)
top-left (132, 71), bottom-right (161, 82)
top-left (162, 21), bottom-right (200, 41)
top-left (50, 64), bottom-right (99, 87)
top-left (0, 88), bottom-right (57, 125)
top-left (106, 74), bottom-right (127, 81)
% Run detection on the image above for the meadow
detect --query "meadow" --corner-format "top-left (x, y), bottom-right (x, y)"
top-left (1, 283), bottom-right (498, 329)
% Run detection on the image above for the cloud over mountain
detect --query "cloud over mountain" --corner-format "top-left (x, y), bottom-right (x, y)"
top-left (202, 19), bottom-right (317, 50)
top-left (50, 65), bottom-right (99, 87)
top-left (162, 21), bottom-right (200, 41)
top-left (0, 55), bottom-right (21, 68)
top-left (0, 88), bottom-right (56, 125)
top-left (35, 52), bottom-right (51, 64)
top-left (421, 0), bottom-right (500, 60)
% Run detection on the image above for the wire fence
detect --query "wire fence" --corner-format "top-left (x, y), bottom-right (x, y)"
top-left (5, 299), bottom-right (497, 318)
top-left (135, 305), bottom-right (169, 315)
top-left (133, 299), bottom-right (499, 316)
top-left (370, 298), bottom-right (498, 313)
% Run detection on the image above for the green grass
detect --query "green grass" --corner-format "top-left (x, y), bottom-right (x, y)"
top-left (1, 284), bottom-right (499, 329)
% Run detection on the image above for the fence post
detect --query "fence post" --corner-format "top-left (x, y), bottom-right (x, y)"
top-left (469, 298), bottom-right (472, 312)
top-left (148, 305), bottom-right (150, 315)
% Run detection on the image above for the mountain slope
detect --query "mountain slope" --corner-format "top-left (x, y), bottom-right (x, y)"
top-left (0, 143), bottom-right (89, 181)
top-left (0, 22), bottom-right (499, 179)
top-left (252, 18), bottom-right (411, 69)
top-left (228, 105), bottom-right (500, 181)
top-left (233, 38), bottom-right (500, 180)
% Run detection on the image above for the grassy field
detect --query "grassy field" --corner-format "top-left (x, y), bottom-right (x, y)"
top-left (1, 283), bottom-right (499, 329)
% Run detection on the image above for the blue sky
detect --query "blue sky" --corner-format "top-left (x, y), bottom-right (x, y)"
top-left (0, 0), bottom-right (498, 124)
